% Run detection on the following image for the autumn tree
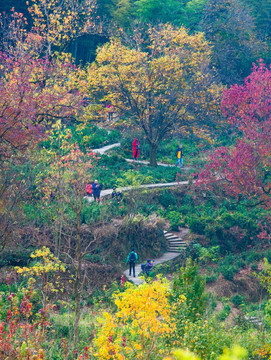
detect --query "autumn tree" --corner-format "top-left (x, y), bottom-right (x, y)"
top-left (27, 0), bottom-right (98, 56)
top-left (0, 53), bottom-right (83, 252)
top-left (38, 122), bottom-right (99, 347)
top-left (197, 60), bottom-right (271, 208)
top-left (86, 25), bottom-right (221, 166)
top-left (91, 278), bottom-right (175, 359)
top-left (0, 53), bottom-right (82, 158)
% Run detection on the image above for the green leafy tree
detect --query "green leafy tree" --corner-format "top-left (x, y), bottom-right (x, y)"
top-left (134, 0), bottom-right (206, 30)
top-left (171, 258), bottom-right (206, 321)
top-left (201, 0), bottom-right (263, 84)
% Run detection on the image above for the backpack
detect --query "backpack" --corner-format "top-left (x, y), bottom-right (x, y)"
top-left (129, 252), bottom-right (136, 262)
top-left (86, 184), bottom-right (92, 195)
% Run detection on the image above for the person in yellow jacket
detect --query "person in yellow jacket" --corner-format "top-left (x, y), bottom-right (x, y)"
top-left (175, 144), bottom-right (183, 168)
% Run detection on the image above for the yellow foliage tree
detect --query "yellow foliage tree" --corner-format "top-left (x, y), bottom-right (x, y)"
top-left (28, 0), bottom-right (97, 56)
top-left (91, 278), bottom-right (177, 359)
top-left (86, 24), bottom-right (222, 166)
top-left (15, 247), bottom-right (65, 308)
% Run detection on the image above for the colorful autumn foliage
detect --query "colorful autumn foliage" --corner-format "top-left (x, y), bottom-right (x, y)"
top-left (91, 278), bottom-right (176, 359)
top-left (0, 53), bottom-right (82, 159)
top-left (197, 60), bottom-right (271, 208)
top-left (28, 0), bottom-right (97, 56)
top-left (0, 279), bottom-right (49, 359)
top-left (15, 247), bottom-right (66, 308)
top-left (86, 24), bottom-right (221, 166)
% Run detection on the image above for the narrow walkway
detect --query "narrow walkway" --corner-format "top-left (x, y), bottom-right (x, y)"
top-left (124, 228), bottom-right (189, 285)
top-left (85, 180), bottom-right (189, 203)
top-left (92, 142), bottom-right (121, 155)
top-left (126, 159), bottom-right (175, 167)
top-left (124, 252), bottom-right (181, 285)
top-left (92, 142), bottom-right (190, 169)
top-left (164, 228), bottom-right (188, 252)
top-left (91, 142), bottom-right (189, 285)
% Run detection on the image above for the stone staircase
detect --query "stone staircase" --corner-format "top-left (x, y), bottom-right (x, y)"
top-left (164, 229), bottom-right (187, 253)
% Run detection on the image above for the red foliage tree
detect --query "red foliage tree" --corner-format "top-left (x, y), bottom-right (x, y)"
top-left (0, 53), bottom-right (82, 159)
top-left (0, 53), bottom-right (83, 249)
top-left (197, 60), bottom-right (271, 208)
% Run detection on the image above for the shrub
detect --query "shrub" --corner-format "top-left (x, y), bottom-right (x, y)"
top-left (220, 265), bottom-right (236, 282)
top-left (231, 294), bottom-right (246, 307)
top-left (0, 248), bottom-right (33, 268)
top-left (217, 303), bottom-right (231, 321)
top-left (159, 190), bottom-right (177, 208)
top-left (192, 244), bottom-right (220, 264)
top-left (171, 318), bottom-right (236, 359)
top-left (206, 271), bottom-right (219, 283)
top-left (187, 217), bottom-right (206, 235)
top-left (171, 258), bottom-right (207, 322)
top-left (0, 281), bottom-right (49, 359)
top-left (245, 250), bottom-right (263, 264)
top-left (166, 211), bottom-right (185, 231)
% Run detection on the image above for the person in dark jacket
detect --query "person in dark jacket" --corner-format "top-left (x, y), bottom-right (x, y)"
top-left (126, 248), bottom-right (138, 277)
top-left (175, 144), bottom-right (183, 168)
top-left (112, 187), bottom-right (123, 203)
top-left (141, 259), bottom-right (153, 276)
top-left (92, 180), bottom-right (102, 202)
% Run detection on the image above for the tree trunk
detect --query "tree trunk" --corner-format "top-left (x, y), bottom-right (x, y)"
top-left (149, 142), bottom-right (158, 167)
top-left (73, 272), bottom-right (80, 348)
top-left (73, 212), bottom-right (82, 348)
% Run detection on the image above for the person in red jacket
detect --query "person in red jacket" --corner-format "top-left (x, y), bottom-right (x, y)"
top-left (132, 137), bottom-right (140, 159)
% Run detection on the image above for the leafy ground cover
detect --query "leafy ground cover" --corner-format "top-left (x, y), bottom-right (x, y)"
top-left (41, 124), bottom-right (122, 152)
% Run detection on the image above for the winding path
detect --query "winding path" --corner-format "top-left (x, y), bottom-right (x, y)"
top-left (85, 180), bottom-right (189, 203)
top-left (93, 142), bottom-right (190, 169)
top-left (124, 252), bottom-right (181, 285)
top-left (92, 142), bottom-right (121, 155)
top-left (90, 142), bottom-right (189, 284)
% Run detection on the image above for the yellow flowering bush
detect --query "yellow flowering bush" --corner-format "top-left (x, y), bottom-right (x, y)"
top-left (15, 247), bottom-right (65, 276)
top-left (165, 345), bottom-right (247, 360)
top-left (91, 278), bottom-right (177, 359)
top-left (15, 247), bottom-right (65, 307)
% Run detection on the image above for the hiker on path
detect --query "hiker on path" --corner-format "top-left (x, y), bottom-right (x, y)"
top-left (132, 137), bottom-right (140, 159)
top-left (92, 179), bottom-right (102, 202)
top-left (127, 248), bottom-right (138, 277)
top-left (112, 187), bottom-right (123, 203)
top-left (85, 183), bottom-right (93, 197)
top-left (141, 259), bottom-right (153, 276)
top-left (175, 144), bottom-right (183, 168)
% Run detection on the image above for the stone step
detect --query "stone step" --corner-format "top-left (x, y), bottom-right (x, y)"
top-left (168, 238), bottom-right (185, 242)
top-left (165, 234), bottom-right (179, 240)
top-left (168, 245), bottom-right (186, 250)
top-left (167, 238), bottom-right (185, 242)
top-left (168, 241), bottom-right (186, 246)
top-left (168, 245), bottom-right (186, 249)
top-left (244, 316), bottom-right (263, 326)
top-left (165, 229), bottom-right (186, 253)
top-left (168, 243), bottom-right (186, 247)
top-left (167, 249), bottom-right (184, 253)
